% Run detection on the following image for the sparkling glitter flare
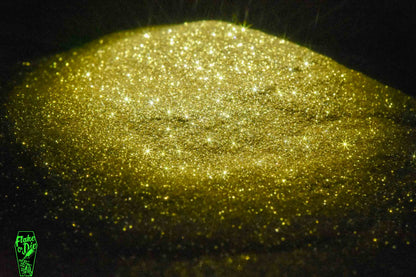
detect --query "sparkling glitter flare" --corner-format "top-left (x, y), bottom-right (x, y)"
top-left (5, 20), bottom-right (416, 274)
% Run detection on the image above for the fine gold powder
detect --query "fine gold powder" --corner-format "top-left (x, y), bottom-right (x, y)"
top-left (6, 21), bottom-right (416, 274)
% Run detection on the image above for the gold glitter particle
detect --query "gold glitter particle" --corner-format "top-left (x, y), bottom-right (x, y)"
top-left (5, 20), bottom-right (416, 272)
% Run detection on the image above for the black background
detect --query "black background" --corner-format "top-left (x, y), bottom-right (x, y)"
top-left (0, 0), bottom-right (415, 96)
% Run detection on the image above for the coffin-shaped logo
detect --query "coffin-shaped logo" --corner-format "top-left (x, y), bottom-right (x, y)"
top-left (14, 231), bottom-right (38, 277)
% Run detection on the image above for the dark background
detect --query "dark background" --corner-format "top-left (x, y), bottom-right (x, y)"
top-left (0, 0), bottom-right (415, 96)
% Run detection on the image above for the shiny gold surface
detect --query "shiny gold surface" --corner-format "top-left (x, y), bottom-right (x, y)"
top-left (6, 20), bottom-right (416, 274)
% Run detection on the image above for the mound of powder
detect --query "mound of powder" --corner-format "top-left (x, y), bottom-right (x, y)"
top-left (5, 21), bottom-right (416, 275)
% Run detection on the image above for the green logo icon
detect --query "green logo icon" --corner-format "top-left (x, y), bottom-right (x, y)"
top-left (14, 231), bottom-right (38, 277)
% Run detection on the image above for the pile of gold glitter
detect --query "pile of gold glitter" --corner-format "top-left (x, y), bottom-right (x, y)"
top-left (6, 21), bottom-right (416, 274)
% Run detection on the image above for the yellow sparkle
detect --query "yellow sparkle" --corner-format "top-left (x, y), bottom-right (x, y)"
top-left (342, 140), bottom-right (350, 149)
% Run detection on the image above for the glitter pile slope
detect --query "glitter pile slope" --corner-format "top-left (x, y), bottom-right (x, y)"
top-left (5, 21), bottom-right (416, 274)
